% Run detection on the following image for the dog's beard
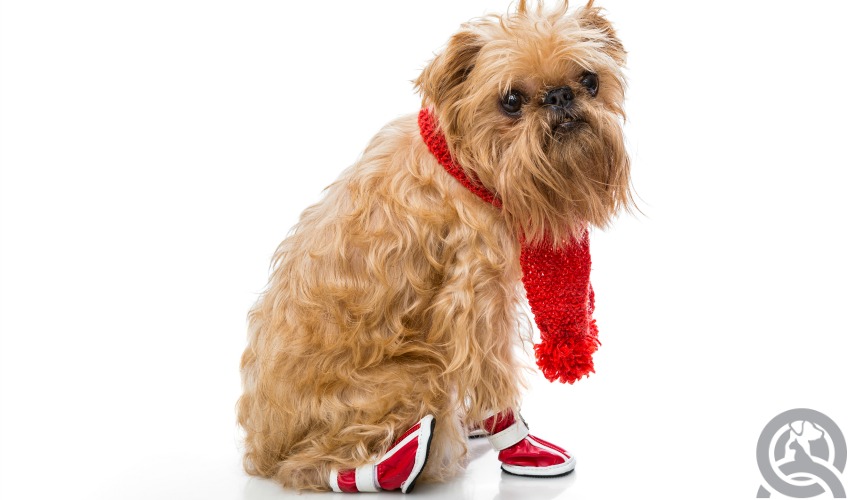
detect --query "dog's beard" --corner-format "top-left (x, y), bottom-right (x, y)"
top-left (469, 106), bottom-right (630, 247)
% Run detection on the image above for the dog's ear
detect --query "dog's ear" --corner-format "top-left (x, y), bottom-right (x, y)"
top-left (577, 4), bottom-right (626, 66)
top-left (415, 27), bottom-right (485, 111)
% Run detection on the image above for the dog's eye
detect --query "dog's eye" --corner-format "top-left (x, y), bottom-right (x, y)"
top-left (500, 90), bottom-right (525, 116)
top-left (580, 73), bottom-right (599, 97)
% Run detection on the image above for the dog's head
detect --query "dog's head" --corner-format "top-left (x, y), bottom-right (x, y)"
top-left (416, 0), bottom-right (631, 245)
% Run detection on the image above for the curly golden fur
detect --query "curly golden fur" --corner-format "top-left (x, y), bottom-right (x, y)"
top-left (238, 0), bottom-right (630, 491)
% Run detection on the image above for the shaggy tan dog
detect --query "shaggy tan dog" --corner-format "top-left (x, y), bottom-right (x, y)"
top-left (238, 0), bottom-right (630, 491)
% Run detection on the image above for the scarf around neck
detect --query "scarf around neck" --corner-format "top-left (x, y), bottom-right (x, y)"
top-left (418, 108), bottom-right (599, 384)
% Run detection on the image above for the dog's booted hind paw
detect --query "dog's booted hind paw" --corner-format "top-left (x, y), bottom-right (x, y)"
top-left (329, 415), bottom-right (436, 493)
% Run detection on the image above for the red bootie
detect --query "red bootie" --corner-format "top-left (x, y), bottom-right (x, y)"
top-left (329, 415), bottom-right (436, 493)
top-left (482, 410), bottom-right (576, 477)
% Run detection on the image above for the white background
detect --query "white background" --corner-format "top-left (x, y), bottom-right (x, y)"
top-left (1, 1), bottom-right (849, 498)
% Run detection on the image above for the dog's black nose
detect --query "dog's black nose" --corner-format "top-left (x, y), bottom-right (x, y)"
top-left (543, 86), bottom-right (574, 109)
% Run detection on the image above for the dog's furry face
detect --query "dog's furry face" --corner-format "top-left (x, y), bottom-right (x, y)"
top-left (416, 1), bottom-right (631, 245)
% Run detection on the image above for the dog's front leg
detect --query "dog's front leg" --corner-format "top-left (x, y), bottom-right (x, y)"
top-left (426, 226), bottom-right (525, 427)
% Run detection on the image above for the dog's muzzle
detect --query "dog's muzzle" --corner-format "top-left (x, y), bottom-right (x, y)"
top-left (548, 107), bottom-right (586, 132)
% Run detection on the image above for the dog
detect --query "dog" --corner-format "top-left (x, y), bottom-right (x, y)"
top-left (238, 0), bottom-right (630, 492)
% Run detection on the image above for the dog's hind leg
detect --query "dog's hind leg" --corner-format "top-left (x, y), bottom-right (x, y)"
top-left (262, 370), bottom-right (463, 491)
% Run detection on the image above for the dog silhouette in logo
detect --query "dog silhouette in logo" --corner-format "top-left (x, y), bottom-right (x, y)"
top-left (774, 421), bottom-right (844, 497)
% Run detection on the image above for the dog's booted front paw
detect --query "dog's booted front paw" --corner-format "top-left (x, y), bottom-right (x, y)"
top-left (483, 410), bottom-right (576, 478)
top-left (498, 435), bottom-right (576, 478)
top-left (329, 415), bottom-right (436, 493)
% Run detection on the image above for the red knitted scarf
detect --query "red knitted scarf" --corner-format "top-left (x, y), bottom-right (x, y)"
top-left (418, 108), bottom-right (599, 384)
